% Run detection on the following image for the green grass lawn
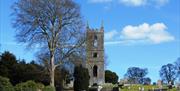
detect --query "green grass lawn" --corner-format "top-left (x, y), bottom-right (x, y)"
top-left (102, 83), bottom-right (178, 91)
top-left (119, 84), bottom-right (177, 91)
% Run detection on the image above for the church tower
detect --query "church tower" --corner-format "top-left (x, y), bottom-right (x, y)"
top-left (86, 23), bottom-right (105, 86)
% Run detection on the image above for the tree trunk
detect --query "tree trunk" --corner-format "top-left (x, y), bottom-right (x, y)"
top-left (50, 68), bottom-right (55, 87)
top-left (50, 54), bottom-right (55, 87)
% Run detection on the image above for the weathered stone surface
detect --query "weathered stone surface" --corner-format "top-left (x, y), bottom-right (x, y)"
top-left (86, 26), bottom-right (105, 86)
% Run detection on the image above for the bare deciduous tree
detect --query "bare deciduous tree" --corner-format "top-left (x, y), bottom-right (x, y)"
top-left (159, 63), bottom-right (177, 84)
top-left (124, 67), bottom-right (148, 84)
top-left (12, 0), bottom-right (84, 87)
top-left (175, 58), bottom-right (180, 81)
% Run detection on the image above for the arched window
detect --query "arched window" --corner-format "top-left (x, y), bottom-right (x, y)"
top-left (93, 35), bottom-right (98, 47)
top-left (93, 65), bottom-right (98, 77)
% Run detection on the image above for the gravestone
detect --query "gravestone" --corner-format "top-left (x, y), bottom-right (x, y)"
top-left (157, 80), bottom-right (162, 89)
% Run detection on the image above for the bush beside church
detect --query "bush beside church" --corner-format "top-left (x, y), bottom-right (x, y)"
top-left (0, 76), bottom-right (55, 91)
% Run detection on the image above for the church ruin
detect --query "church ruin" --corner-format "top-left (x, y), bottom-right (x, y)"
top-left (85, 24), bottom-right (105, 86)
top-left (70, 23), bottom-right (105, 87)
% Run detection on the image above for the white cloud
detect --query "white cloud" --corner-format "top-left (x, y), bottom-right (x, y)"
top-left (105, 30), bottom-right (118, 40)
top-left (121, 23), bottom-right (174, 44)
top-left (120, 0), bottom-right (147, 6)
top-left (119, 0), bottom-right (169, 7)
top-left (88, 0), bottom-right (169, 8)
top-left (88, 0), bottom-right (112, 3)
top-left (154, 0), bottom-right (169, 7)
top-left (104, 22), bottom-right (175, 45)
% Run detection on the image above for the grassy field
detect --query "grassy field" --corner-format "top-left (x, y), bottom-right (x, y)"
top-left (101, 83), bottom-right (178, 91)
top-left (120, 84), bottom-right (177, 91)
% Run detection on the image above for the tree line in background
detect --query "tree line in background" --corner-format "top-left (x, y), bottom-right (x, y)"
top-left (120, 58), bottom-right (180, 86)
top-left (0, 51), bottom-right (180, 91)
top-left (0, 51), bottom-right (118, 91)
top-left (0, 51), bottom-right (71, 91)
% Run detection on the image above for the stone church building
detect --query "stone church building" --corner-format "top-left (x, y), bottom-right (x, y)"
top-left (85, 25), bottom-right (105, 86)
top-left (69, 24), bottom-right (105, 87)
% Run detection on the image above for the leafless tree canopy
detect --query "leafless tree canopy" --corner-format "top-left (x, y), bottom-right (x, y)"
top-left (12, 0), bottom-right (84, 47)
top-left (175, 58), bottom-right (180, 81)
top-left (159, 63), bottom-right (177, 84)
top-left (12, 0), bottom-right (85, 86)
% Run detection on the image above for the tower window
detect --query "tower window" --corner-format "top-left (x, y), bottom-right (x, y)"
top-left (94, 35), bottom-right (98, 40)
top-left (93, 35), bottom-right (98, 47)
top-left (93, 53), bottom-right (98, 58)
top-left (93, 65), bottom-right (98, 77)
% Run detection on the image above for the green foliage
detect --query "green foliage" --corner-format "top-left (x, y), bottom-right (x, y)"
top-left (120, 84), bottom-right (178, 91)
top-left (0, 51), bottom-right (50, 85)
top-left (43, 86), bottom-right (56, 91)
top-left (0, 76), bottom-right (14, 91)
top-left (0, 51), bottom-right (65, 90)
top-left (105, 70), bottom-right (119, 84)
top-left (0, 78), bottom-right (55, 91)
top-left (0, 51), bottom-right (17, 83)
top-left (14, 80), bottom-right (44, 91)
top-left (74, 65), bottom-right (89, 91)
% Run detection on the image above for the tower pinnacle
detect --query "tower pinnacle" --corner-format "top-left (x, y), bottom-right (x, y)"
top-left (101, 20), bottom-right (104, 32)
top-left (86, 21), bottom-right (89, 29)
top-left (101, 20), bottom-right (104, 28)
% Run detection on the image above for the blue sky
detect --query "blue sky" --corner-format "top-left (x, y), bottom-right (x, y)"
top-left (0, 0), bottom-right (180, 83)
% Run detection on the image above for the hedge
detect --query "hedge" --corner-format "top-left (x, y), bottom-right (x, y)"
top-left (0, 76), bottom-right (56, 91)
top-left (14, 80), bottom-right (44, 91)
top-left (0, 76), bottom-right (14, 91)
top-left (43, 85), bottom-right (56, 91)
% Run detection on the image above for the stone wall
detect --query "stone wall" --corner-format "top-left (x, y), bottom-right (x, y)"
top-left (86, 27), bottom-right (105, 86)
